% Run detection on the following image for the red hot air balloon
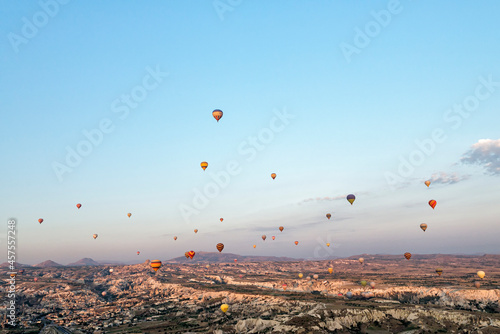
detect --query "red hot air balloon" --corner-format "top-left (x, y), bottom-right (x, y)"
top-left (220, 218), bottom-right (223, 222)
top-left (294, 241), bottom-right (299, 245)
top-left (404, 252), bottom-right (412, 260)
top-left (188, 251), bottom-right (195, 259)
top-left (38, 218), bottom-right (43, 224)
top-left (429, 200), bottom-right (437, 209)
top-left (216, 243), bottom-right (224, 252)
top-left (272, 236), bottom-right (275, 240)
top-left (234, 259), bottom-right (238, 263)
top-left (137, 251), bottom-right (140, 255)
top-left (76, 203), bottom-right (82, 209)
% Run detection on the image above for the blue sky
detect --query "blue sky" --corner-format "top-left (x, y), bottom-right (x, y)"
top-left (1, 1), bottom-right (499, 265)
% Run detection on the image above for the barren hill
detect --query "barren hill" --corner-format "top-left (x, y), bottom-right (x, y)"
top-left (166, 251), bottom-right (300, 263)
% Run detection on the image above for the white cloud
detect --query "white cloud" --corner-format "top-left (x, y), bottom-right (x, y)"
top-left (428, 172), bottom-right (469, 185)
top-left (461, 139), bottom-right (500, 175)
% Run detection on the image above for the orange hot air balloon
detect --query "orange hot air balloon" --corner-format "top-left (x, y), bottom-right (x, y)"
top-left (150, 260), bottom-right (162, 272)
top-left (194, 229), bottom-right (198, 233)
top-left (188, 251), bottom-right (195, 259)
top-left (212, 109), bottom-right (223, 122)
top-left (76, 203), bottom-right (82, 209)
top-left (294, 241), bottom-right (299, 245)
top-left (173, 236), bottom-right (177, 240)
top-left (200, 161), bottom-right (208, 171)
top-left (34, 277), bottom-right (38, 282)
top-left (93, 234), bottom-right (98, 239)
top-left (404, 252), bottom-right (412, 260)
top-left (262, 235), bottom-right (266, 241)
top-left (137, 251), bottom-right (140, 255)
top-left (326, 243), bottom-right (330, 247)
top-left (279, 226), bottom-right (284, 232)
top-left (326, 213), bottom-right (331, 220)
top-left (272, 236), bottom-right (275, 240)
top-left (425, 180), bottom-right (431, 187)
top-left (271, 173), bottom-right (276, 180)
top-left (216, 243), bottom-right (224, 252)
top-left (420, 223), bottom-right (428, 232)
top-left (184, 252), bottom-right (189, 259)
top-left (429, 200), bottom-right (437, 209)
top-left (38, 218), bottom-right (43, 224)
top-left (328, 267), bottom-right (333, 274)
top-left (253, 244), bottom-right (256, 248)
top-left (220, 218), bottom-right (223, 222)
top-left (127, 213), bottom-right (132, 218)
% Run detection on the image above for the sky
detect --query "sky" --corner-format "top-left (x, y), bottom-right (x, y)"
top-left (1, 1), bottom-right (499, 265)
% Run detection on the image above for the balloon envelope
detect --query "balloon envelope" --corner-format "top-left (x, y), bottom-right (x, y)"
top-left (272, 236), bottom-right (275, 240)
top-left (294, 241), bottom-right (299, 245)
top-left (220, 303), bottom-right (229, 313)
top-left (253, 245), bottom-right (256, 248)
top-left (279, 226), bottom-right (284, 232)
top-left (404, 252), bottom-right (411, 260)
top-left (420, 223), bottom-right (428, 232)
top-left (477, 271), bottom-right (485, 279)
top-left (212, 109), bottom-right (223, 122)
top-left (359, 258), bottom-right (364, 264)
top-left (328, 268), bottom-right (333, 274)
top-left (173, 236), bottom-right (177, 240)
top-left (200, 161), bottom-right (208, 171)
top-left (38, 218), bottom-right (43, 224)
top-left (271, 173), bottom-right (276, 179)
top-left (429, 200), bottom-right (437, 209)
top-left (346, 291), bottom-right (353, 299)
top-left (220, 218), bottom-right (223, 222)
top-left (76, 203), bottom-right (82, 209)
top-left (216, 243), bottom-right (224, 252)
top-left (326, 243), bottom-right (330, 247)
top-left (298, 273), bottom-right (303, 278)
top-left (262, 235), bottom-right (266, 241)
top-left (326, 213), bottom-right (331, 219)
top-left (150, 260), bottom-right (162, 271)
top-left (127, 213), bottom-right (132, 218)
top-left (188, 251), bottom-right (195, 259)
top-left (425, 180), bottom-right (431, 187)
top-left (347, 194), bottom-right (355, 205)
top-left (93, 234), bottom-right (98, 239)
top-left (360, 280), bottom-right (367, 287)
top-left (436, 268), bottom-right (443, 276)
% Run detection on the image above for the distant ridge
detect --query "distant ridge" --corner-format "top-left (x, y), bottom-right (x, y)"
top-left (35, 260), bottom-right (64, 268)
top-left (0, 262), bottom-right (31, 268)
top-left (166, 251), bottom-right (301, 263)
top-left (67, 258), bottom-right (101, 266)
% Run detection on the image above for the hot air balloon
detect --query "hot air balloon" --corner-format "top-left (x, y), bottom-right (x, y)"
top-left (298, 273), bottom-right (303, 279)
top-left (347, 194), bottom-right (356, 205)
top-left (282, 283), bottom-right (287, 291)
top-left (220, 304), bottom-right (229, 313)
top-left (420, 223), bottom-right (428, 232)
top-left (313, 274), bottom-right (319, 280)
top-left (137, 251), bottom-right (140, 255)
top-left (404, 252), bottom-right (411, 260)
top-left (436, 268), bottom-right (443, 276)
top-left (76, 203), bottom-right (82, 209)
top-left (326, 243), bottom-right (330, 247)
top-left (109, 268), bottom-right (113, 273)
top-left (234, 259), bottom-right (238, 263)
top-left (184, 252), bottom-right (189, 259)
top-left (93, 234), bottom-right (98, 239)
top-left (326, 213), bottom-right (331, 220)
top-left (188, 251), bottom-right (195, 259)
top-left (429, 200), bottom-right (437, 209)
top-left (328, 268), bottom-right (333, 274)
top-left (425, 180), bottom-right (431, 187)
top-left (360, 280), bottom-right (367, 287)
top-left (279, 226), bottom-right (284, 232)
top-left (346, 291), bottom-right (353, 299)
top-left (150, 260), bottom-right (162, 272)
top-left (294, 241), bottom-right (299, 245)
top-left (359, 258), bottom-right (364, 264)
top-left (477, 271), bottom-right (485, 279)
top-left (194, 229), bottom-right (198, 233)
top-left (173, 236), bottom-right (177, 240)
top-left (253, 244), bottom-right (256, 248)
top-left (127, 213), bottom-right (132, 218)
top-left (271, 173), bottom-right (276, 180)
top-left (212, 109), bottom-right (223, 122)
top-left (101, 291), bottom-right (107, 296)
top-left (34, 277), bottom-right (38, 282)
top-left (474, 281), bottom-right (481, 289)
top-left (220, 218), bottom-right (223, 222)
top-left (10, 273), bottom-right (16, 278)
top-left (38, 218), bottom-right (43, 224)
top-left (306, 276), bottom-right (311, 281)
top-left (369, 282), bottom-right (376, 289)
top-left (200, 161), bottom-right (208, 171)
top-left (272, 236), bottom-right (275, 240)
top-left (18, 269), bottom-right (24, 274)
top-left (262, 235), bottom-right (266, 241)
top-left (216, 243), bottom-right (224, 252)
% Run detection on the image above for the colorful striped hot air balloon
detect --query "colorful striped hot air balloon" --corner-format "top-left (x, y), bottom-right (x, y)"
top-left (436, 268), bottom-right (443, 276)
top-left (429, 200), bottom-right (437, 209)
top-left (188, 251), bottom-right (195, 259)
top-left (150, 260), bottom-right (162, 272)
top-left (216, 243), bottom-right (224, 252)
top-left (212, 109), bottom-right (223, 122)
top-left (420, 223), bottom-right (428, 232)
top-left (404, 252), bottom-right (412, 260)
top-left (200, 162), bottom-right (208, 171)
